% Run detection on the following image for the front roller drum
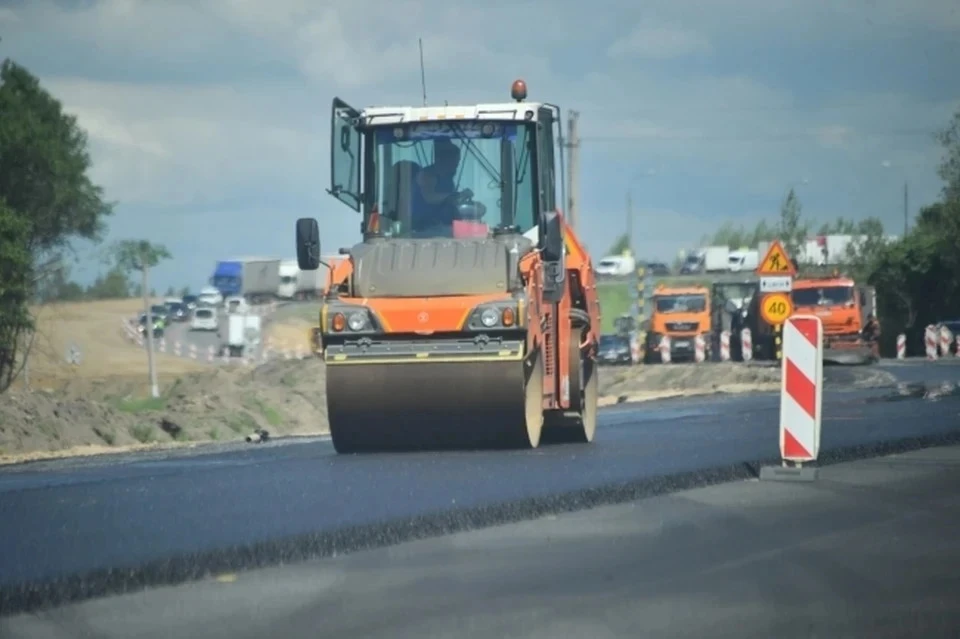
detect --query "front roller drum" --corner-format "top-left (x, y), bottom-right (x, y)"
top-left (325, 354), bottom-right (544, 453)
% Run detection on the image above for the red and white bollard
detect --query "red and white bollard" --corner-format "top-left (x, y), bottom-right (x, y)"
top-left (925, 325), bottom-right (938, 361)
top-left (896, 333), bottom-right (906, 360)
top-left (157, 338), bottom-right (166, 354)
top-left (719, 331), bottom-right (731, 362)
top-left (174, 341), bottom-right (182, 357)
top-left (761, 315), bottom-right (823, 481)
top-left (207, 346), bottom-right (215, 363)
top-left (939, 325), bottom-right (954, 358)
top-left (659, 335), bottom-right (672, 364)
top-left (629, 334), bottom-right (641, 365)
top-left (189, 343), bottom-right (198, 360)
top-left (740, 328), bottom-right (753, 362)
top-left (694, 334), bottom-right (706, 363)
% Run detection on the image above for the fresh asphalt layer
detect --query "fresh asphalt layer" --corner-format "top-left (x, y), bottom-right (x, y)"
top-left (4, 444), bottom-right (959, 638)
top-left (1, 355), bottom-right (960, 615)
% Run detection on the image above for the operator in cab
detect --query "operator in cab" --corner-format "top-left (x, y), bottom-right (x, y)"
top-left (412, 138), bottom-right (474, 231)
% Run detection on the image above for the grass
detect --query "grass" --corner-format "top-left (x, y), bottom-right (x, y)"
top-left (247, 398), bottom-right (282, 427)
top-left (597, 280), bottom-right (634, 334)
top-left (226, 412), bottom-right (258, 434)
top-left (113, 396), bottom-right (167, 413)
top-left (129, 424), bottom-right (155, 443)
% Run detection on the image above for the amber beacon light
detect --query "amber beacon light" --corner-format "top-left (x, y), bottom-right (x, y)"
top-left (511, 79), bottom-right (528, 102)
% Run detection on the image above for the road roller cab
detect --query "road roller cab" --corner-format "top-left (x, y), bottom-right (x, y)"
top-left (296, 80), bottom-right (601, 454)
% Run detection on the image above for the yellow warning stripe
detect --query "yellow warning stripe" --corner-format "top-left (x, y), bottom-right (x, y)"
top-left (326, 350), bottom-right (523, 365)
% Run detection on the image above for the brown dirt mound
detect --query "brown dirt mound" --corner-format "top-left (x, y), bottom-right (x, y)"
top-left (0, 359), bottom-right (329, 464)
top-left (597, 362), bottom-right (783, 405)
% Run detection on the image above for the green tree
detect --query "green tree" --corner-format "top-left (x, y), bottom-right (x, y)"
top-left (701, 220), bottom-right (777, 248)
top-left (777, 188), bottom-right (809, 260)
top-left (935, 110), bottom-right (960, 201)
top-left (86, 265), bottom-right (133, 299)
top-left (0, 59), bottom-right (113, 392)
top-left (0, 201), bottom-right (33, 391)
top-left (179, 285), bottom-right (190, 297)
top-left (863, 104), bottom-right (960, 355)
top-left (112, 240), bottom-right (172, 397)
top-left (164, 285), bottom-right (175, 297)
top-left (606, 233), bottom-right (630, 256)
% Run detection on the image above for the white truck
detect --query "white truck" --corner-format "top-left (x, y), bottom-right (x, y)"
top-left (220, 313), bottom-right (262, 358)
top-left (277, 259), bottom-right (326, 301)
top-left (210, 257), bottom-right (282, 305)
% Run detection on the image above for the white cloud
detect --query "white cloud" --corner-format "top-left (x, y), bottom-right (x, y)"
top-left (2, 0), bottom-right (957, 288)
top-left (607, 21), bottom-right (711, 60)
top-left (44, 78), bottom-right (318, 207)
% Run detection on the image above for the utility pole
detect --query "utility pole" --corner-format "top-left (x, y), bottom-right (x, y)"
top-left (141, 251), bottom-right (159, 398)
top-left (626, 190), bottom-right (634, 256)
top-left (565, 110), bottom-right (580, 230)
top-left (903, 181), bottom-right (909, 236)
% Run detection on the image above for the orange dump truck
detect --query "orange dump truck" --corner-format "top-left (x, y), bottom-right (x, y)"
top-left (644, 284), bottom-right (712, 362)
top-left (790, 274), bottom-right (879, 364)
top-left (295, 80), bottom-right (601, 454)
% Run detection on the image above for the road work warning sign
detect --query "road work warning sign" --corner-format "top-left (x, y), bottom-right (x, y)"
top-left (756, 240), bottom-right (797, 277)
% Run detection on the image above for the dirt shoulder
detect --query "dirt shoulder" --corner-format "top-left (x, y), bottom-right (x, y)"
top-left (597, 362), bottom-right (783, 406)
top-left (0, 359), bottom-right (328, 464)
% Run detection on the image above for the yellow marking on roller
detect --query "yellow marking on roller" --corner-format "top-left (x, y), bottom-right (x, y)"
top-left (416, 352), bottom-right (429, 358)
top-left (325, 351), bottom-right (523, 365)
top-left (214, 573), bottom-right (238, 583)
top-left (456, 308), bottom-right (472, 330)
top-left (321, 305), bottom-right (328, 332)
top-left (518, 299), bottom-right (525, 327)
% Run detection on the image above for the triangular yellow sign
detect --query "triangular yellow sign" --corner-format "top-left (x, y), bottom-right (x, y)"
top-left (756, 240), bottom-right (797, 276)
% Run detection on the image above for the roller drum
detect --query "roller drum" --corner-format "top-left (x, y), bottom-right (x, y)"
top-left (326, 358), bottom-right (538, 453)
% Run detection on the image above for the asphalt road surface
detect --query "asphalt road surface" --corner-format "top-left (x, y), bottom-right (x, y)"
top-left (4, 445), bottom-right (959, 638)
top-left (1, 375), bottom-right (959, 598)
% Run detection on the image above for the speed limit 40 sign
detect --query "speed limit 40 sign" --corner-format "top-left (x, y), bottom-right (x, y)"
top-left (761, 292), bottom-right (793, 325)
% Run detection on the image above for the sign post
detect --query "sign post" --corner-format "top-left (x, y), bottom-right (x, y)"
top-left (761, 315), bottom-right (823, 482)
top-left (755, 240), bottom-right (797, 361)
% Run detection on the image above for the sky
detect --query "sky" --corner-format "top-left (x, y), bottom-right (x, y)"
top-left (2, 0), bottom-right (959, 292)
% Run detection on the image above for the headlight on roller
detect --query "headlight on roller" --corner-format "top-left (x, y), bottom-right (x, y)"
top-left (347, 312), bottom-right (367, 331)
top-left (480, 308), bottom-right (500, 327)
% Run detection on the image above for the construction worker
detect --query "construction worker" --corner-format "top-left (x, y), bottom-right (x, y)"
top-left (862, 313), bottom-right (880, 343)
top-left (412, 138), bottom-right (474, 230)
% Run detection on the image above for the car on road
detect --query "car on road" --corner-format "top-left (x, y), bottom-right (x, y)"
top-left (598, 334), bottom-right (633, 366)
top-left (190, 307), bottom-right (219, 332)
top-left (197, 286), bottom-right (223, 307)
top-left (645, 261), bottom-right (671, 276)
top-left (165, 301), bottom-right (189, 322)
top-left (181, 294), bottom-right (199, 310)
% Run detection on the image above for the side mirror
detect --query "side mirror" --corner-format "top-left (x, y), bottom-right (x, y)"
top-left (296, 217), bottom-right (321, 271)
top-left (541, 210), bottom-right (564, 262)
